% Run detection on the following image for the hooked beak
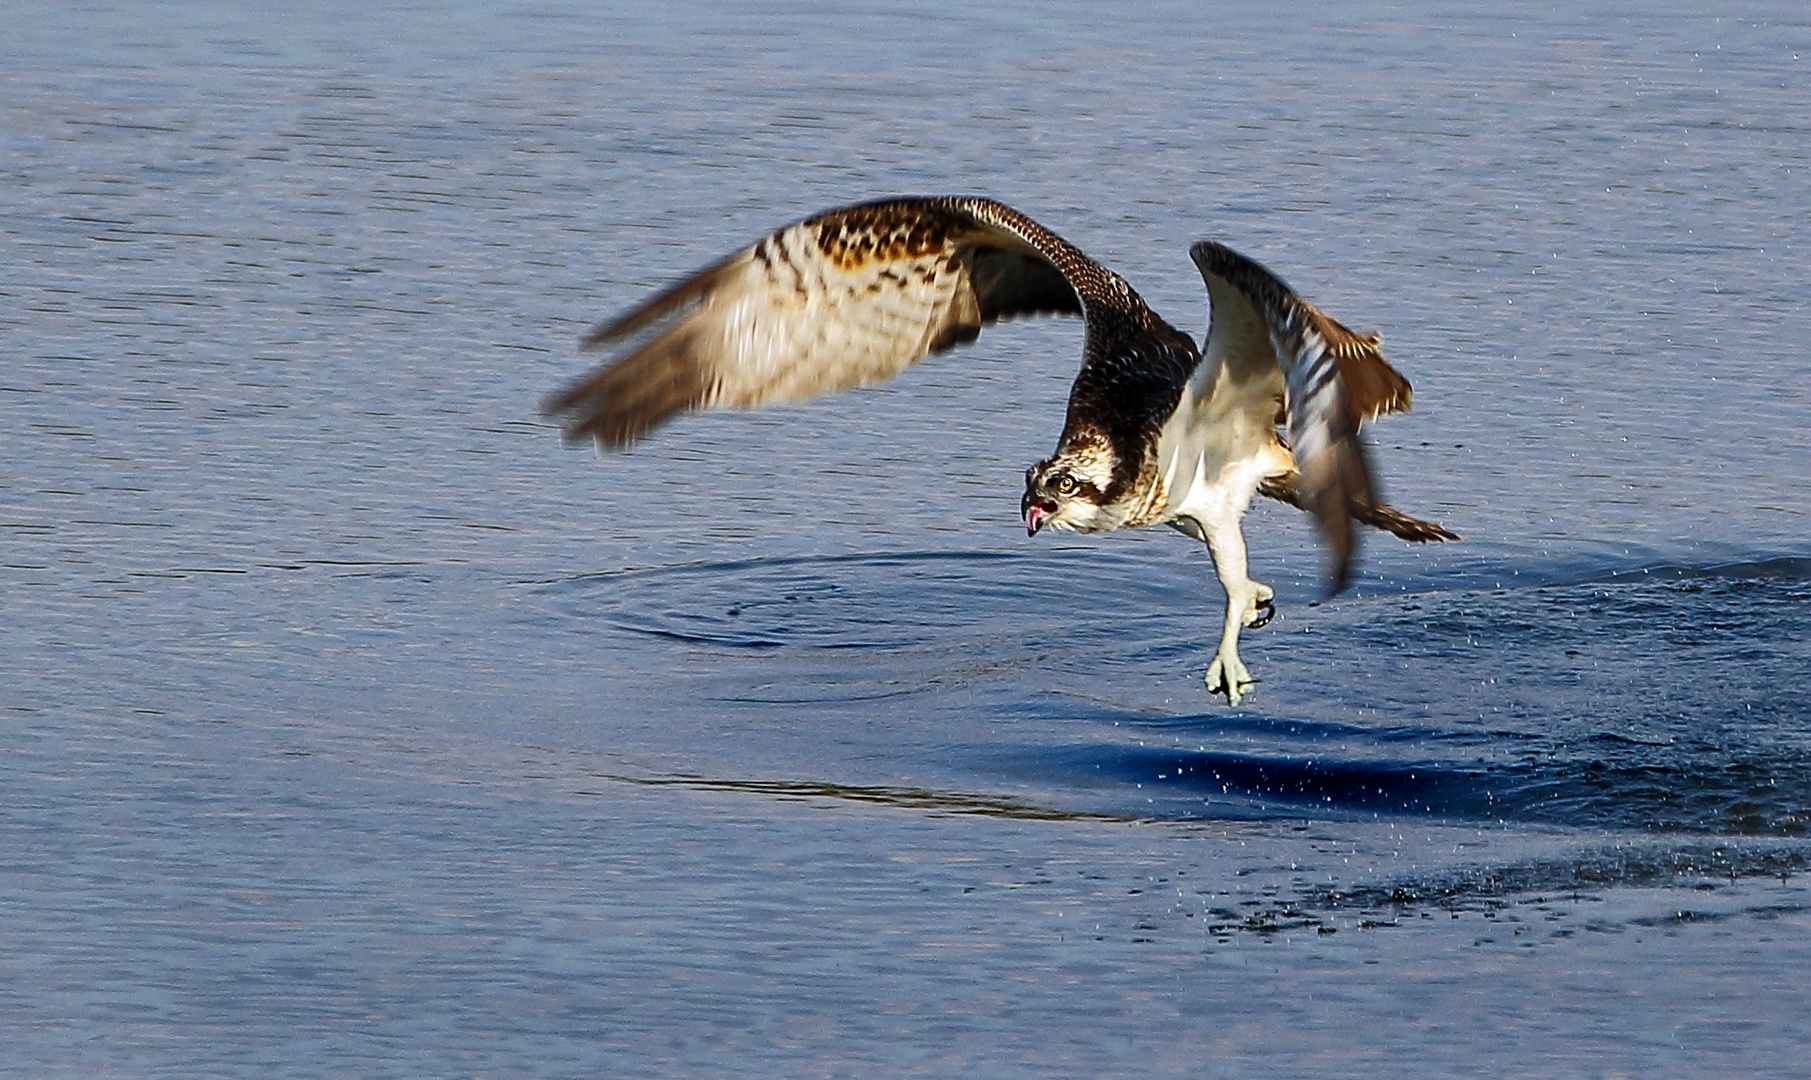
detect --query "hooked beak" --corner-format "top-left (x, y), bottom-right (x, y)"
top-left (1024, 496), bottom-right (1058, 537)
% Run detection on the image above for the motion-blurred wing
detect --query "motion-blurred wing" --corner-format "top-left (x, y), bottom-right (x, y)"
top-left (1189, 240), bottom-right (1414, 591)
top-left (546, 197), bottom-right (1085, 447)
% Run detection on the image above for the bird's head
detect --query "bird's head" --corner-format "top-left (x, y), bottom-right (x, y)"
top-left (1022, 451), bottom-right (1118, 536)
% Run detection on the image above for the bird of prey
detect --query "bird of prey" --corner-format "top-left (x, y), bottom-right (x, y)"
top-left (546, 196), bottom-right (1455, 705)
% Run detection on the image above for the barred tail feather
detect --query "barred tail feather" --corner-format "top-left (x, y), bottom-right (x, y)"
top-left (1258, 473), bottom-right (1459, 544)
top-left (1354, 501), bottom-right (1460, 543)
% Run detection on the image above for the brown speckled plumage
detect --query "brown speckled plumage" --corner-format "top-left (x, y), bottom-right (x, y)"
top-left (547, 196), bottom-right (1456, 705)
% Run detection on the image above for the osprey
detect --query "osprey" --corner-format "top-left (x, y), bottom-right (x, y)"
top-left (547, 196), bottom-right (1456, 705)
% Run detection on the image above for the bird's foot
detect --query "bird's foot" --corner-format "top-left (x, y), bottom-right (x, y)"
top-left (1205, 649), bottom-right (1257, 707)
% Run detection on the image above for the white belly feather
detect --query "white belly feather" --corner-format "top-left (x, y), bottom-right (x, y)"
top-left (1148, 350), bottom-right (1293, 539)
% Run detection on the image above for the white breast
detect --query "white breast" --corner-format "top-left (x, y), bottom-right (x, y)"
top-left (1149, 352), bottom-right (1294, 534)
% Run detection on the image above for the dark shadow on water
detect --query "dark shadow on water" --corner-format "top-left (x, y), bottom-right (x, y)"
top-left (572, 765), bottom-right (1811, 935)
top-left (541, 548), bottom-right (1811, 838)
top-left (577, 769), bottom-right (1135, 823)
top-left (1199, 841), bottom-right (1811, 939)
top-left (1312, 841), bottom-right (1810, 913)
top-left (1040, 741), bottom-right (1811, 836)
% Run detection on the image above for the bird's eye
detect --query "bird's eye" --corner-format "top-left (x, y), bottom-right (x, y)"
top-left (1055, 474), bottom-right (1078, 496)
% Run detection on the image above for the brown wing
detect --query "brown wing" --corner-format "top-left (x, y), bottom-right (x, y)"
top-left (545, 197), bottom-right (1093, 447)
top-left (1189, 241), bottom-right (1417, 592)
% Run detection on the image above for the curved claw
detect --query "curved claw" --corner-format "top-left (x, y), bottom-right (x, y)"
top-left (1248, 598), bottom-right (1275, 630)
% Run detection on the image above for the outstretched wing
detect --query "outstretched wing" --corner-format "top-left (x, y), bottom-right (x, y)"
top-left (546, 197), bottom-right (1104, 447)
top-left (1189, 241), bottom-right (1415, 592)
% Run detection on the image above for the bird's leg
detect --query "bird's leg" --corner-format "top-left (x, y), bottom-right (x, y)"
top-left (1201, 515), bottom-right (1272, 707)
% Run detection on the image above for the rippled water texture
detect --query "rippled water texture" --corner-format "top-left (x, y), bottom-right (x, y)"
top-left (6, 2), bottom-right (1811, 1076)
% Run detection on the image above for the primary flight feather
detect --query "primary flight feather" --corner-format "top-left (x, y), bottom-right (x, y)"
top-left (547, 196), bottom-right (1456, 705)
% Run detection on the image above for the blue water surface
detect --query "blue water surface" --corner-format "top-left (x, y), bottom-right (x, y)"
top-left (5, 2), bottom-right (1811, 1076)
